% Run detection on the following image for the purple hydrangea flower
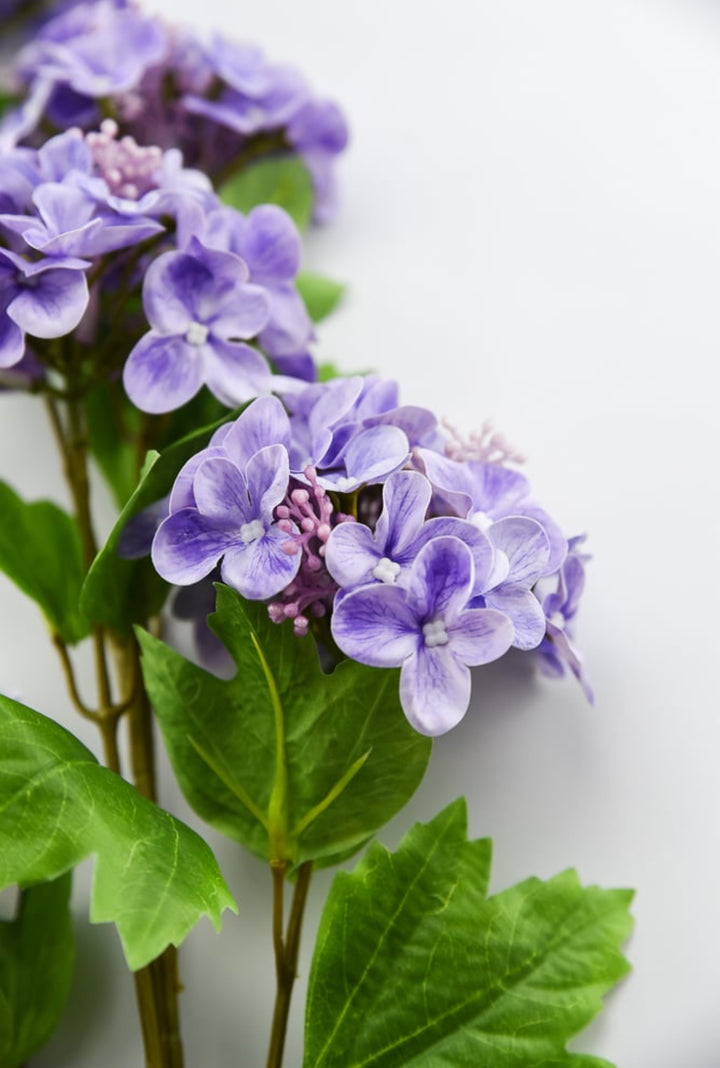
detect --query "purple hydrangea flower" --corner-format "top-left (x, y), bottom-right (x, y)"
top-left (17, 0), bottom-right (168, 100)
top-left (472, 517), bottom-right (551, 651)
top-left (182, 36), bottom-right (309, 138)
top-left (286, 375), bottom-right (437, 492)
top-left (0, 180), bottom-right (164, 258)
top-left (325, 469), bottom-right (494, 597)
top-left (331, 536), bottom-right (514, 735)
top-left (122, 237), bottom-right (277, 413)
top-left (534, 535), bottom-right (594, 700)
top-left (415, 447), bottom-right (567, 575)
top-left (200, 203), bottom-right (314, 373)
top-left (167, 394), bottom-right (293, 513)
top-left (0, 248), bottom-right (88, 368)
top-left (152, 443), bottom-right (300, 601)
top-left (286, 100), bottom-right (349, 224)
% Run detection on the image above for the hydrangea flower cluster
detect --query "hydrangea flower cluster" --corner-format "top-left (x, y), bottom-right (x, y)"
top-left (0, 120), bottom-right (316, 399)
top-left (2, 0), bottom-right (348, 221)
top-left (149, 379), bottom-right (592, 736)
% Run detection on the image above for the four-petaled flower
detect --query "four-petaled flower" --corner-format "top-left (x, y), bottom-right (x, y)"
top-left (331, 536), bottom-right (514, 735)
top-left (152, 443), bottom-right (301, 601)
top-left (0, 248), bottom-right (88, 368)
top-left (123, 237), bottom-right (274, 413)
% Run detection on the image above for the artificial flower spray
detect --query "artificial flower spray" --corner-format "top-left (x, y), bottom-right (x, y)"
top-left (0, 3), bottom-right (631, 1066)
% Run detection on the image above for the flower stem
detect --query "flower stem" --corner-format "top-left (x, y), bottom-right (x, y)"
top-left (44, 389), bottom-right (185, 1068)
top-left (265, 861), bottom-right (313, 1068)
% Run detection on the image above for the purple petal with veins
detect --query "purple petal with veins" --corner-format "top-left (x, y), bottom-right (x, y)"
top-left (331, 584), bottom-right (419, 667)
top-left (193, 457), bottom-right (252, 525)
top-left (406, 537), bottom-right (474, 623)
top-left (486, 516), bottom-right (550, 587)
top-left (374, 470), bottom-right (431, 557)
top-left (220, 523), bottom-right (300, 600)
top-left (244, 444), bottom-right (290, 523)
top-left (152, 509), bottom-right (236, 585)
top-left (399, 645), bottom-right (471, 736)
top-left (123, 332), bottom-right (204, 413)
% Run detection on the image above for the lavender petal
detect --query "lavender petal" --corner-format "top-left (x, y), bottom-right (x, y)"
top-left (331, 584), bottom-right (418, 667)
top-left (399, 646), bottom-right (471, 736)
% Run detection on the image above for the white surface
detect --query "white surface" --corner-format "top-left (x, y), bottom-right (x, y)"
top-left (2, 1), bottom-right (719, 1065)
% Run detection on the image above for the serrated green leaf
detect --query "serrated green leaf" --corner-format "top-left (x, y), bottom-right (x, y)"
top-left (0, 874), bottom-right (74, 1068)
top-left (304, 801), bottom-right (633, 1067)
top-left (296, 272), bottom-right (346, 323)
top-left (0, 481), bottom-right (89, 644)
top-left (138, 586), bottom-right (431, 868)
top-left (80, 410), bottom-right (236, 634)
top-left (0, 695), bottom-right (236, 971)
top-left (219, 155), bottom-right (314, 231)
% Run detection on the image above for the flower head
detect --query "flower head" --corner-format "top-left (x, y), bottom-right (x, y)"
top-left (331, 537), bottom-right (514, 735)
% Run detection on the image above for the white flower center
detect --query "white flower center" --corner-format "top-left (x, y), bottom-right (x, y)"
top-left (471, 509), bottom-right (494, 532)
top-left (549, 611), bottom-right (565, 628)
top-left (372, 557), bottom-right (401, 584)
top-left (185, 321), bottom-right (209, 346)
top-left (240, 519), bottom-right (265, 544)
top-left (334, 476), bottom-right (356, 492)
top-left (422, 619), bottom-right (449, 648)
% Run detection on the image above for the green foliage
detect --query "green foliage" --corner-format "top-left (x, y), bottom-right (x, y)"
top-left (138, 586), bottom-right (431, 869)
top-left (85, 382), bottom-right (142, 509)
top-left (0, 481), bottom-right (89, 644)
top-left (0, 875), bottom-right (74, 1068)
top-left (0, 695), bottom-right (236, 971)
top-left (80, 411), bottom-right (235, 634)
top-left (296, 272), bottom-right (346, 323)
top-left (304, 801), bottom-right (633, 1068)
top-left (0, 93), bottom-right (20, 122)
top-left (219, 155), bottom-right (314, 231)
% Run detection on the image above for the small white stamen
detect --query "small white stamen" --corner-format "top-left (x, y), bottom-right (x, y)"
top-left (422, 619), bottom-right (449, 648)
top-left (372, 557), bottom-right (401, 584)
top-left (471, 510), bottom-right (494, 533)
top-left (240, 519), bottom-right (265, 544)
top-left (185, 321), bottom-right (209, 346)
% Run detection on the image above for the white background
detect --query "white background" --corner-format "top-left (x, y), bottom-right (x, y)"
top-left (1, 0), bottom-right (719, 1064)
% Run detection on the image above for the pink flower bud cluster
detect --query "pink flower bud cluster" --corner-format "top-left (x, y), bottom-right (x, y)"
top-left (268, 466), bottom-right (354, 637)
top-left (442, 418), bottom-right (526, 465)
top-left (85, 119), bottom-right (162, 200)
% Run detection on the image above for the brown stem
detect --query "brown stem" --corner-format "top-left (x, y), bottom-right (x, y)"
top-left (44, 390), bottom-right (184, 1067)
top-left (266, 862), bottom-right (313, 1068)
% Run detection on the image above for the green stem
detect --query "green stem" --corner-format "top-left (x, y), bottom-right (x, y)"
top-left (265, 862), bottom-right (313, 1068)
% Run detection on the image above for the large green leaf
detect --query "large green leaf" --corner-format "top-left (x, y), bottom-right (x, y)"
top-left (138, 586), bottom-right (431, 868)
top-left (0, 695), bottom-right (236, 971)
top-left (296, 272), bottom-right (346, 323)
top-left (219, 155), bottom-right (314, 231)
top-left (80, 411), bottom-right (235, 634)
top-left (0, 481), bottom-right (89, 644)
top-left (0, 875), bottom-right (74, 1068)
top-left (304, 800), bottom-right (633, 1067)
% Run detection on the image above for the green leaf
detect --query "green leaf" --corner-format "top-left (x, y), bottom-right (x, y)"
top-left (295, 272), bottom-right (346, 323)
top-left (0, 481), bottom-right (89, 644)
top-left (0, 93), bottom-right (21, 121)
top-left (85, 382), bottom-right (142, 509)
top-left (219, 155), bottom-right (314, 231)
top-left (138, 586), bottom-right (431, 868)
top-left (304, 800), bottom-right (633, 1067)
top-left (80, 410), bottom-right (235, 634)
top-left (0, 874), bottom-right (74, 1068)
top-left (0, 695), bottom-right (236, 971)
